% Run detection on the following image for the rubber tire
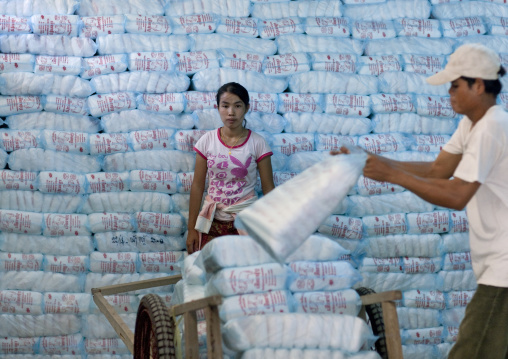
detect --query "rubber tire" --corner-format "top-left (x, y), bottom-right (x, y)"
top-left (134, 294), bottom-right (176, 359)
top-left (355, 287), bottom-right (389, 359)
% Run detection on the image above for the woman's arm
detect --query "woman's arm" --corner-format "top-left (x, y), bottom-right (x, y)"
top-left (258, 156), bottom-right (275, 195)
top-left (186, 154), bottom-right (208, 254)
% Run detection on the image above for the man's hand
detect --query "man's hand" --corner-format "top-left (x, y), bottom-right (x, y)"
top-left (186, 229), bottom-right (200, 254)
top-left (330, 146), bottom-right (351, 156)
top-left (363, 153), bottom-right (397, 183)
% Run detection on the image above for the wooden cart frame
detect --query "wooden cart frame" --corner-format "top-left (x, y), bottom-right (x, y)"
top-left (92, 275), bottom-right (404, 359)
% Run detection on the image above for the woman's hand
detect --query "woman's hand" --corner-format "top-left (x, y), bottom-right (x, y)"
top-left (186, 229), bottom-right (200, 254)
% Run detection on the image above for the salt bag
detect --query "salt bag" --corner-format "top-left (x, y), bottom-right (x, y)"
top-left (235, 151), bottom-right (366, 262)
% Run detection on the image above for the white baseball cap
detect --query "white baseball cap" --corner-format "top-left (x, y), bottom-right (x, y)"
top-left (426, 43), bottom-right (501, 86)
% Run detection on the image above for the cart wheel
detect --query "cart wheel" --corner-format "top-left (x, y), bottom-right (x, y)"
top-left (134, 294), bottom-right (176, 359)
top-left (356, 287), bottom-right (388, 359)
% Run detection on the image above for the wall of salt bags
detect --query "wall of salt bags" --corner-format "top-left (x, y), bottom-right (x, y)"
top-left (0, 0), bottom-right (507, 357)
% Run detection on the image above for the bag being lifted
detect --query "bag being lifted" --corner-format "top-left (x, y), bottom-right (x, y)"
top-left (235, 149), bottom-right (366, 262)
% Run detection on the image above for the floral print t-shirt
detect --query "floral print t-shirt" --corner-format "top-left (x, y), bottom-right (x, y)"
top-left (194, 129), bottom-right (272, 220)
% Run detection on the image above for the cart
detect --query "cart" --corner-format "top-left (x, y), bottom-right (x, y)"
top-left (92, 274), bottom-right (404, 359)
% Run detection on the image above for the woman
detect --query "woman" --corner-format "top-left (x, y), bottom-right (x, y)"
top-left (186, 82), bottom-right (275, 253)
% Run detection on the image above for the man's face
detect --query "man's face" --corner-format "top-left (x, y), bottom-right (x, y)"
top-left (448, 78), bottom-right (477, 115)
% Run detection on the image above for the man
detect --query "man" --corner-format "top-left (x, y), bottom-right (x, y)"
top-left (346, 44), bottom-right (508, 358)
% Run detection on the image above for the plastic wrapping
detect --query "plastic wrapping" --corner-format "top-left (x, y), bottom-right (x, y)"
top-left (284, 113), bottom-right (372, 135)
top-left (438, 269), bottom-right (477, 291)
top-left (44, 96), bottom-right (89, 117)
top-left (364, 37), bottom-right (455, 56)
top-left (271, 133), bottom-right (314, 155)
top-left (80, 15), bottom-right (126, 38)
top-left (8, 148), bottom-right (102, 173)
top-left (138, 251), bottom-right (185, 273)
top-left (293, 289), bottom-right (361, 316)
top-left (128, 51), bottom-right (175, 72)
top-left (0, 191), bottom-right (83, 213)
top-left (0, 95), bottom-right (43, 116)
top-left (184, 91), bottom-right (217, 112)
top-left (0, 14), bottom-right (31, 33)
top-left (263, 52), bottom-right (310, 77)
top-left (125, 14), bottom-right (171, 34)
top-left (0, 233), bottom-right (93, 255)
top-left (0, 73), bottom-right (94, 97)
top-left (91, 72), bottom-right (190, 94)
top-left (0, 129), bottom-right (40, 152)
top-left (348, 192), bottom-right (434, 217)
top-left (0, 290), bottom-right (42, 315)
top-left (41, 130), bottom-right (90, 154)
top-left (129, 129), bottom-right (176, 151)
top-left (205, 263), bottom-right (291, 297)
top-left (0, 170), bottom-right (37, 191)
top-left (304, 17), bottom-right (350, 37)
top-left (254, 1), bottom-right (343, 19)
top-left (87, 92), bottom-right (137, 117)
top-left (442, 251), bottom-right (471, 271)
top-left (135, 211), bottom-right (184, 236)
top-left (406, 211), bottom-right (450, 235)
top-left (352, 20), bottom-right (396, 39)
top-left (38, 333), bottom-right (84, 355)
top-left (129, 170), bottom-right (178, 193)
top-left (102, 150), bottom-right (195, 172)
top-left (343, 0), bottom-right (431, 21)
top-left (259, 17), bottom-right (305, 39)
top-left (288, 72), bottom-right (378, 95)
top-left (0, 252), bottom-right (43, 271)
top-left (393, 18), bottom-right (442, 38)
top-left (378, 72), bottom-right (450, 96)
top-left (310, 53), bottom-right (356, 73)
top-left (81, 313), bottom-right (136, 339)
top-left (89, 293), bottom-right (140, 314)
top-left (0, 336), bottom-right (38, 354)
top-left (357, 55), bottom-right (402, 76)
top-left (193, 68), bottom-right (288, 93)
top-left (401, 54), bottom-right (447, 75)
top-left (402, 289), bottom-right (445, 309)
top-left (7, 112), bottom-right (100, 133)
top-left (397, 307), bottom-right (441, 330)
top-left (216, 16), bottom-right (259, 37)
top-left (362, 213), bottom-right (408, 237)
top-left (356, 175), bottom-right (404, 196)
top-left (190, 33), bottom-right (277, 55)
top-left (37, 171), bottom-right (87, 195)
top-left (43, 255), bottom-right (89, 274)
top-left (359, 272), bottom-right (443, 292)
top-left (84, 337), bottom-right (131, 355)
top-left (81, 54), bottom-right (129, 79)
top-left (0, 53), bottom-right (34, 72)
top-left (416, 95), bottom-right (455, 118)
top-left (324, 94), bottom-right (371, 117)
top-left (102, 110), bottom-right (193, 132)
top-left (449, 210), bottom-right (468, 233)
top-left (289, 261), bottom-right (362, 291)
top-left (0, 313), bottom-right (81, 337)
top-left (89, 133), bottom-right (129, 155)
top-left (401, 326), bottom-right (445, 345)
top-left (78, 0), bottom-right (165, 16)
top-left (0, 271), bottom-right (84, 292)
top-left (88, 213), bottom-right (135, 234)
top-left (167, 0), bottom-right (251, 17)
top-left (89, 252), bottom-right (137, 273)
top-left (31, 15), bottom-right (80, 37)
top-left (315, 134), bottom-right (357, 151)
top-left (220, 290), bottom-right (294, 322)
top-left (176, 50), bottom-right (220, 74)
top-left (34, 55), bottom-right (82, 75)
top-left (357, 133), bottom-right (414, 154)
top-left (440, 17), bottom-right (486, 38)
top-left (277, 35), bottom-right (362, 55)
top-left (246, 113), bottom-right (285, 133)
top-left (0, 209), bottom-right (43, 234)
top-left (278, 94), bottom-right (324, 114)
top-left (43, 213), bottom-right (90, 236)
top-left (317, 215), bottom-right (363, 240)
top-left (445, 290), bottom-right (475, 309)
top-left (171, 14), bottom-right (217, 34)
top-left (411, 135), bottom-right (450, 153)
top-left (80, 192), bottom-right (171, 214)
top-left (223, 313), bottom-right (371, 352)
top-left (371, 113), bottom-right (457, 135)
top-left (84, 273), bottom-right (175, 294)
top-left (0, 34), bottom-right (97, 56)
top-left (486, 17), bottom-right (508, 36)
top-left (94, 231), bottom-right (186, 252)
top-left (96, 34), bottom-right (190, 54)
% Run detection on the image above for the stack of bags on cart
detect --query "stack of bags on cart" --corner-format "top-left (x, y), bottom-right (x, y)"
top-left (173, 233), bottom-right (382, 359)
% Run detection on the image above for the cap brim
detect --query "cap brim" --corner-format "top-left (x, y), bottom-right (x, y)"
top-left (426, 70), bottom-right (460, 86)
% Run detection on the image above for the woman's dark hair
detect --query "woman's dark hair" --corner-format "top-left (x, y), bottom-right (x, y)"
top-left (461, 66), bottom-right (506, 96)
top-left (216, 82), bottom-right (250, 107)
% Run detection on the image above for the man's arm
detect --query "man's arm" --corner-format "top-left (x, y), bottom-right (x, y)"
top-left (363, 151), bottom-right (479, 210)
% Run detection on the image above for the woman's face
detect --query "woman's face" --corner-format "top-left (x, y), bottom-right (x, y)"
top-left (218, 92), bottom-right (249, 130)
